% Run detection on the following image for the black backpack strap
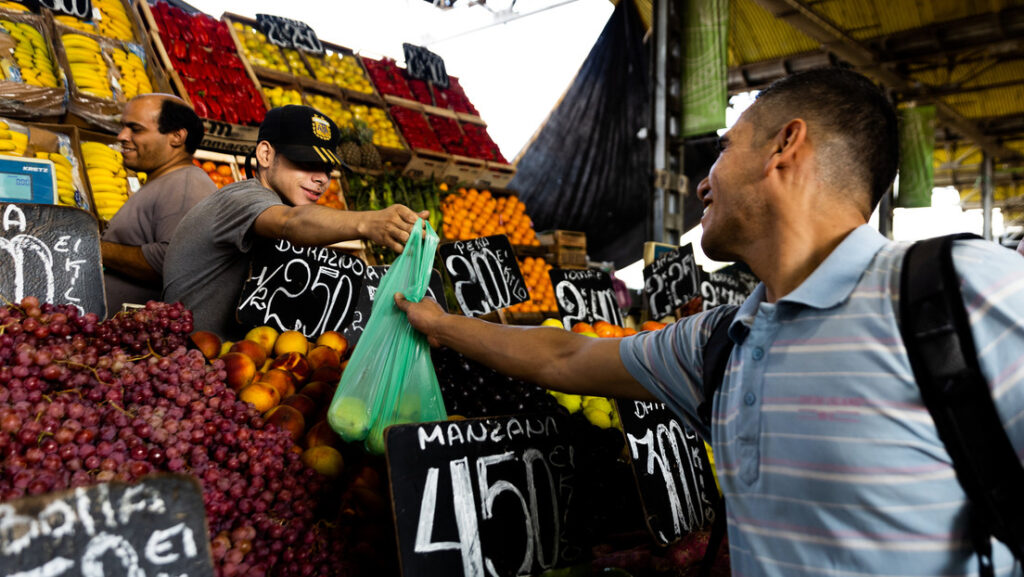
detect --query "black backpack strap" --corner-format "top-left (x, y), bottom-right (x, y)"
top-left (900, 233), bottom-right (1024, 576)
top-left (697, 307), bottom-right (738, 577)
top-left (699, 307), bottom-right (738, 428)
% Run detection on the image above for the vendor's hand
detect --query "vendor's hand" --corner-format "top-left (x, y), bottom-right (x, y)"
top-left (360, 205), bottom-right (430, 253)
top-left (395, 293), bottom-right (445, 347)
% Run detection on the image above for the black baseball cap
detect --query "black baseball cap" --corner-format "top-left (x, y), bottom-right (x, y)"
top-left (258, 105), bottom-right (344, 167)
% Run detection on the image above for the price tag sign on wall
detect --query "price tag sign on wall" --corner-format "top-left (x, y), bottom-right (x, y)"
top-left (0, 475), bottom-right (214, 576)
top-left (700, 262), bottom-right (759, 311)
top-left (236, 238), bottom-right (366, 338)
top-left (548, 268), bottom-right (623, 328)
top-left (403, 42), bottom-right (450, 89)
top-left (386, 414), bottom-right (584, 577)
top-left (342, 265), bottom-right (447, 347)
top-left (39, 0), bottom-right (91, 19)
top-left (256, 13), bottom-right (324, 55)
top-left (439, 234), bottom-right (528, 318)
top-left (614, 400), bottom-right (720, 545)
top-left (0, 203), bottom-right (104, 317)
top-left (643, 244), bottom-right (700, 321)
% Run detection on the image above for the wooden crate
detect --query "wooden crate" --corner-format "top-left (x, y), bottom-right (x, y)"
top-left (26, 122), bottom-right (98, 222)
top-left (476, 161), bottom-right (516, 189)
top-left (538, 230), bottom-right (587, 270)
top-left (402, 148), bottom-right (448, 179)
top-left (440, 154), bottom-right (485, 186)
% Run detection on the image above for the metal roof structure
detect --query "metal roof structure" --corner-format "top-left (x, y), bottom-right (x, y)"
top-left (632, 0), bottom-right (1024, 222)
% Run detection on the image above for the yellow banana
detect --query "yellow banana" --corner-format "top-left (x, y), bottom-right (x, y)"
top-left (0, 141), bottom-right (16, 151)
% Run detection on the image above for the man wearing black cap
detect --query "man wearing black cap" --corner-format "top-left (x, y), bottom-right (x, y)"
top-left (163, 105), bottom-right (425, 337)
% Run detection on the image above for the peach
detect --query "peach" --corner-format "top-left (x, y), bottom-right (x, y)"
top-left (244, 325), bottom-right (279, 358)
top-left (315, 330), bottom-right (349, 356)
top-left (189, 330), bottom-right (222, 360)
top-left (258, 368), bottom-right (296, 399)
top-left (309, 366), bottom-right (341, 385)
top-left (218, 341), bottom-right (234, 358)
top-left (274, 330), bottom-right (309, 357)
top-left (304, 419), bottom-right (342, 449)
top-left (350, 465), bottom-right (381, 490)
top-left (238, 382), bottom-right (280, 413)
top-left (299, 380), bottom-right (335, 403)
top-left (229, 339), bottom-right (267, 368)
top-left (269, 351), bottom-right (311, 383)
top-left (281, 394), bottom-right (317, 420)
top-left (301, 445), bottom-right (344, 478)
top-left (306, 345), bottom-right (340, 371)
top-left (221, 352), bottom-right (256, 391)
top-left (264, 405), bottom-right (305, 442)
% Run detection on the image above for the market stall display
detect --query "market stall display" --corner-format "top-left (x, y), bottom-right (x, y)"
top-left (0, 13), bottom-right (65, 118)
top-left (79, 138), bottom-right (128, 221)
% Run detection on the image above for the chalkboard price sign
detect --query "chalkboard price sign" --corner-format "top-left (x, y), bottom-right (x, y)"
top-left (614, 400), bottom-right (719, 545)
top-left (342, 265), bottom-right (447, 347)
top-left (548, 268), bottom-right (623, 328)
top-left (0, 203), bottom-right (105, 317)
top-left (0, 474), bottom-right (214, 577)
top-left (700, 262), bottom-right (759, 311)
top-left (256, 13), bottom-right (324, 55)
top-left (39, 0), bottom-right (91, 19)
top-left (643, 244), bottom-right (700, 321)
top-left (403, 42), bottom-right (450, 89)
top-left (438, 234), bottom-right (528, 318)
top-left (386, 415), bottom-right (584, 577)
top-left (237, 238), bottom-right (366, 337)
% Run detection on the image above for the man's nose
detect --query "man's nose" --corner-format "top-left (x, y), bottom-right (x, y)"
top-left (697, 177), bottom-right (711, 201)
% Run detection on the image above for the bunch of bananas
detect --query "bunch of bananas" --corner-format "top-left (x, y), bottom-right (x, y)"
top-left (0, 120), bottom-right (27, 157)
top-left (1, 20), bottom-right (59, 88)
top-left (81, 141), bottom-right (127, 220)
top-left (63, 33), bottom-right (113, 99)
top-left (53, 15), bottom-right (95, 34)
top-left (93, 0), bottom-right (135, 42)
top-left (37, 151), bottom-right (83, 209)
top-left (111, 46), bottom-right (151, 100)
top-left (0, 1), bottom-right (30, 11)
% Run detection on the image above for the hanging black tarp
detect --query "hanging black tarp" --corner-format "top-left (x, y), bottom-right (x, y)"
top-left (511, 0), bottom-right (650, 268)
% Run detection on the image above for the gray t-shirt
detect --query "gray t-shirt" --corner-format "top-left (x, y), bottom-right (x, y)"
top-left (102, 165), bottom-right (215, 311)
top-left (163, 179), bottom-right (282, 338)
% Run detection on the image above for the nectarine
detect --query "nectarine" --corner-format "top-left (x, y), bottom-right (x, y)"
top-left (274, 330), bottom-right (309, 357)
top-left (259, 368), bottom-right (296, 399)
top-left (301, 445), bottom-right (344, 478)
top-left (238, 382), bottom-right (280, 413)
top-left (189, 330), bottom-right (222, 360)
top-left (304, 419), bottom-right (342, 449)
top-left (269, 351), bottom-right (311, 383)
top-left (221, 352), bottom-right (256, 391)
top-left (281, 394), bottom-right (317, 420)
top-left (307, 345), bottom-right (340, 371)
top-left (230, 339), bottom-right (267, 367)
top-left (244, 325), bottom-right (279, 357)
top-left (315, 330), bottom-right (349, 356)
top-left (264, 405), bottom-right (305, 442)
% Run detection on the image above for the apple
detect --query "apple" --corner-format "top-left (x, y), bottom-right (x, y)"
top-left (327, 396), bottom-right (369, 441)
top-left (189, 330), bottom-right (222, 360)
top-left (229, 339), bottom-right (267, 367)
top-left (244, 325), bottom-right (279, 358)
top-left (221, 352), bottom-right (256, 391)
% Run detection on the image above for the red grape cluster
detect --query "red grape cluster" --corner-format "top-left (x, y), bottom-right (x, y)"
top-left (0, 298), bottom-right (352, 577)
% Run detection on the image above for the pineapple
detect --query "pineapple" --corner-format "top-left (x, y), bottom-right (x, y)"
top-left (338, 123), bottom-right (362, 168)
top-left (354, 119), bottom-right (383, 170)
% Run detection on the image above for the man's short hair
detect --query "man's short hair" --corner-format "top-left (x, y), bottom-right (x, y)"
top-left (750, 67), bottom-right (899, 211)
top-left (157, 99), bottom-right (204, 154)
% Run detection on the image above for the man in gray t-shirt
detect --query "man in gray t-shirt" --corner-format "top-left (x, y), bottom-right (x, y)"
top-left (101, 94), bottom-right (214, 312)
top-left (163, 105), bottom-right (424, 338)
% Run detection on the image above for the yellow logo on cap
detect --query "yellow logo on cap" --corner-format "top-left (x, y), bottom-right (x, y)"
top-left (311, 115), bottom-right (331, 141)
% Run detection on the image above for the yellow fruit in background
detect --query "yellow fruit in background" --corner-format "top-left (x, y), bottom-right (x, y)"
top-left (584, 406), bottom-right (612, 429)
top-left (273, 330), bottom-right (309, 356)
top-left (540, 318), bottom-right (564, 329)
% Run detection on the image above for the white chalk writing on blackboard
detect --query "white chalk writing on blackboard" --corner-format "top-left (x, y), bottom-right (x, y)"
top-left (416, 415), bottom-right (561, 450)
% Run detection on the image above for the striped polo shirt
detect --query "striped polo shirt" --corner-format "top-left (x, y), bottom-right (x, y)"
top-left (620, 224), bottom-right (1024, 576)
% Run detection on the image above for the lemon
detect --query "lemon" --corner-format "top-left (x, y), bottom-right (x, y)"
top-left (583, 407), bottom-right (612, 429)
top-left (541, 318), bottom-right (564, 329)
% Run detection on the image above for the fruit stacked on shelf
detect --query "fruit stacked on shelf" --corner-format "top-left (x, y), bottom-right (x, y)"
top-left (194, 158), bottom-right (235, 189)
top-left (110, 45), bottom-right (153, 100)
top-left (315, 177), bottom-right (344, 209)
top-left (346, 172), bottom-right (441, 263)
top-left (440, 187), bottom-right (541, 245)
top-left (93, 0), bottom-right (137, 41)
top-left (262, 85), bottom-right (302, 108)
top-left (148, 3), bottom-right (266, 125)
top-left (406, 76), bottom-right (432, 106)
top-left (0, 298), bottom-right (363, 576)
top-left (350, 103), bottom-right (404, 149)
top-left (81, 140), bottom-right (128, 220)
top-left (389, 105), bottom-right (442, 152)
top-left (338, 119), bottom-right (381, 170)
top-left (306, 51), bottom-right (374, 95)
top-left (361, 56), bottom-right (413, 100)
top-left (62, 32), bottom-right (114, 99)
top-left (282, 48), bottom-right (311, 78)
top-left (431, 76), bottom-right (478, 115)
top-left (304, 92), bottom-right (346, 127)
top-left (0, 1), bottom-right (28, 11)
top-left (1, 19), bottom-right (59, 88)
top-left (38, 151), bottom-right (81, 209)
top-left (0, 120), bottom-right (27, 156)
top-left (51, 14), bottom-right (94, 34)
top-left (230, 21), bottom-right (287, 73)
top-left (428, 113), bottom-right (467, 157)
top-left (505, 256), bottom-right (557, 314)
top-left (461, 122), bottom-right (508, 163)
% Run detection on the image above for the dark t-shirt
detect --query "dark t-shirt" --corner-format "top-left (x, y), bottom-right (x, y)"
top-left (101, 165), bottom-right (215, 311)
top-left (162, 179), bottom-right (282, 338)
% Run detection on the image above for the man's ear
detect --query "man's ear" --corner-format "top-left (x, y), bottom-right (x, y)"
top-left (255, 141), bottom-right (274, 168)
top-left (168, 128), bottom-right (187, 149)
top-left (764, 118), bottom-right (808, 174)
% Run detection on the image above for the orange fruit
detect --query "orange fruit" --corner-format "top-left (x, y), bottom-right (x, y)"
top-left (640, 320), bottom-right (667, 332)
top-left (623, 327), bottom-right (638, 336)
top-left (201, 161), bottom-right (216, 173)
top-left (592, 321), bottom-right (615, 338)
top-left (571, 322), bottom-right (594, 334)
top-left (216, 164), bottom-right (233, 177)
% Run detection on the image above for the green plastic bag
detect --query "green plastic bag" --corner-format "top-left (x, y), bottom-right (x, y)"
top-left (327, 218), bottom-right (447, 454)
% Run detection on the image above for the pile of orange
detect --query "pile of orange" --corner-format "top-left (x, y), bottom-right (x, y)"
top-left (506, 256), bottom-right (557, 314)
top-left (316, 178), bottom-right (345, 209)
top-left (571, 320), bottom-right (636, 337)
top-left (440, 187), bottom-right (541, 245)
top-left (194, 159), bottom-right (235, 188)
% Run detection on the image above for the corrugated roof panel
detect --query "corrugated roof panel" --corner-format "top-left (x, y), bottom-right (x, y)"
top-left (728, 0), bottom-right (819, 65)
top-left (943, 84), bottom-right (1024, 118)
top-left (908, 61), bottom-right (1024, 91)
